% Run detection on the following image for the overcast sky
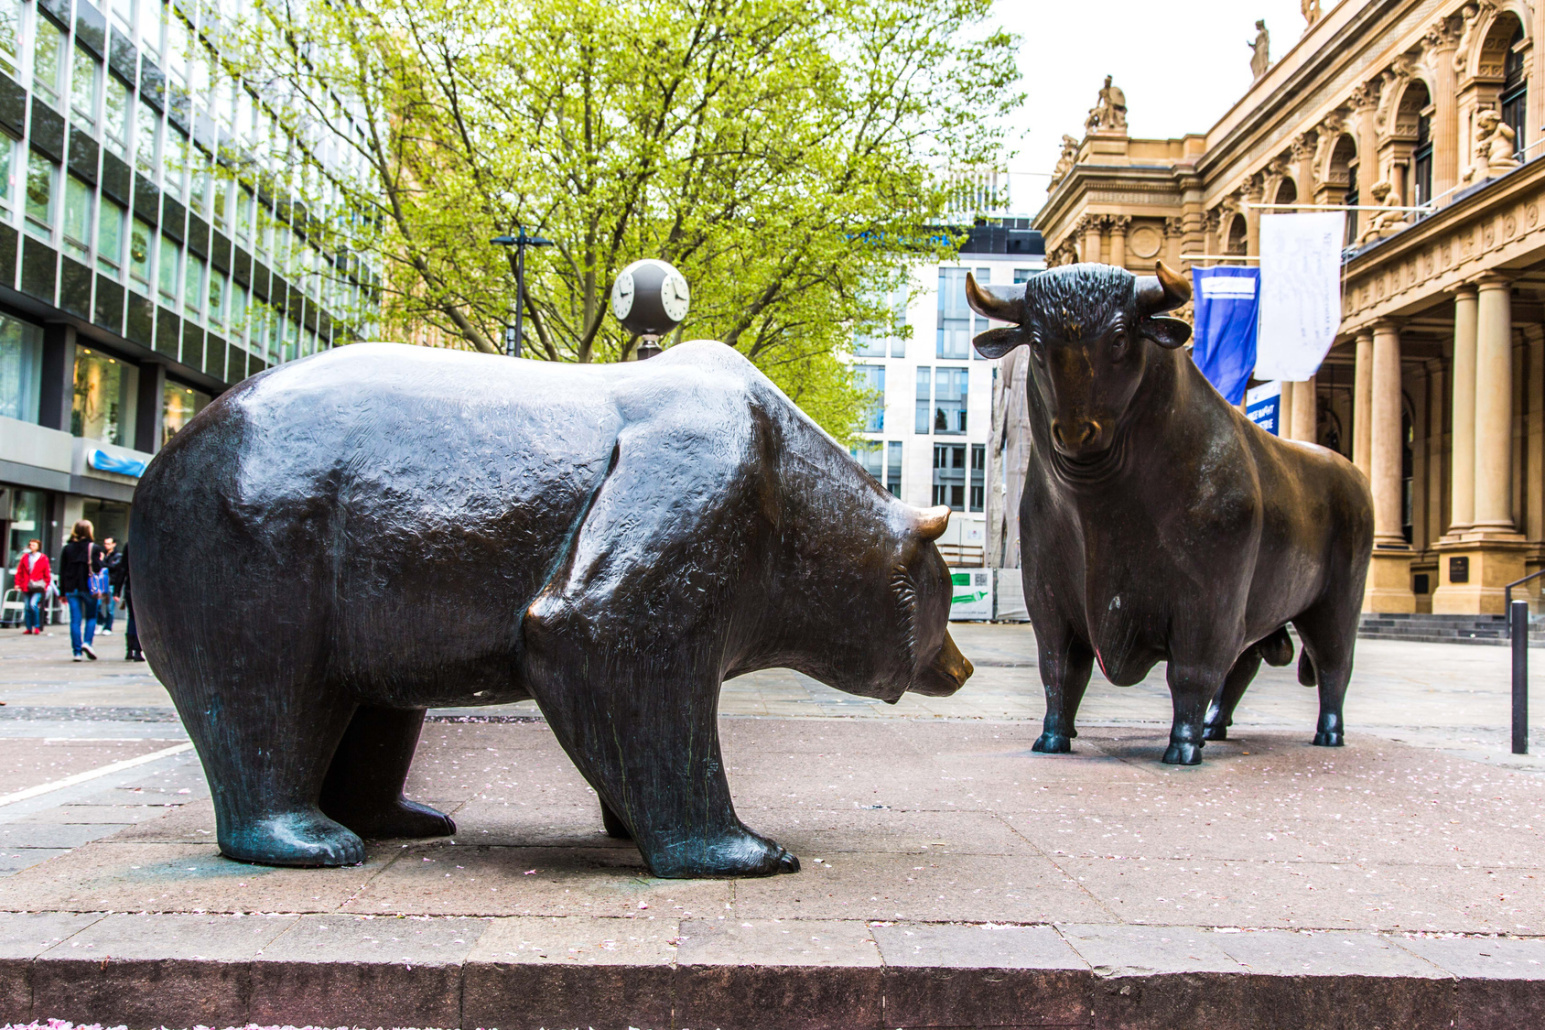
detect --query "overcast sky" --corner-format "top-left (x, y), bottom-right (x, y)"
top-left (992, 0), bottom-right (1325, 206)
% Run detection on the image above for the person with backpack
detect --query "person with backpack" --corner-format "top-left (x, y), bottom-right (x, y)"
top-left (58, 520), bottom-right (104, 661)
top-left (99, 536), bottom-right (123, 634)
top-left (13, 539), bottom-right (50, 635)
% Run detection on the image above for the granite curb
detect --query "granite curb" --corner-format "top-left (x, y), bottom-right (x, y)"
top-left (3, 911), bottom-right (1544, 1029)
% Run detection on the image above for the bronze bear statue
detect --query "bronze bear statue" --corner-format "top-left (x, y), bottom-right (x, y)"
top-left (130, 341), bottom-right (972, 875)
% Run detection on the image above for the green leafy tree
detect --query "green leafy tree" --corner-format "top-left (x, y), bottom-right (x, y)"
top-left (228, 0), bottom-right (1020, 436)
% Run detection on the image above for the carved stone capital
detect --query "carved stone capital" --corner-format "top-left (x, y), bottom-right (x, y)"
top-left (1290, 132), bottom-right (1315, 163)
top-left (1164, 216), bottom-right (1186, 237)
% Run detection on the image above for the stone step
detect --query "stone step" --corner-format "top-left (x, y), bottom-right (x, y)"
top-left (3, 910), bottom-right (1541, 1030)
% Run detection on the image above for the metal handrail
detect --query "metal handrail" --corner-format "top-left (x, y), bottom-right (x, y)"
top-left (1503, 568), bottom-right (1545, 628)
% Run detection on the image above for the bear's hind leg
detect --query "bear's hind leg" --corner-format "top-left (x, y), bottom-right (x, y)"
top-left (320, 707), bottom-right (456, 839)
top-left (1204, 648), bottom-right (1264, 741)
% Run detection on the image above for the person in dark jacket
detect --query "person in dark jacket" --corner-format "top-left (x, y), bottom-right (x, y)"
top-left (59, 520), bottom-right (104, 661)
top-left (119, 540), bottom-right (142, 661)
top-left (99, 537), bottom-right (123, 634)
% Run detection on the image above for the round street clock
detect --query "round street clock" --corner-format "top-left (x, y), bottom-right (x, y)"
top-left (611, 259), bottom-right (690, 339)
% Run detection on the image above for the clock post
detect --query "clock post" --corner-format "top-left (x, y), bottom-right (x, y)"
top-left (610, 259), bottom-right (691, 359)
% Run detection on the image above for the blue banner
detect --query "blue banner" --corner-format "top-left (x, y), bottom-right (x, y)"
top-left (1190, 267), bottom-right (1260, 405)
top-left (1245, 381), bottom-right (1281, 436)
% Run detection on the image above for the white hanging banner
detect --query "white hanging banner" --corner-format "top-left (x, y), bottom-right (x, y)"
top-left (1255, 212), bottom-right (1345, 381)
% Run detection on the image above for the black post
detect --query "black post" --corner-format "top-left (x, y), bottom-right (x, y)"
top-left (1512, 599), bottom-right (1529, 755)
top-left (511, 243), bottom-right (526, 359)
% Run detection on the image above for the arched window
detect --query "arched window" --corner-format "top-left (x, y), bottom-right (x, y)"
top-left (1275, 178), bottom-right (1298, 206)
top-left (1413, 110), bottom-right (1433, 206)
top-left (1502, 23), bottom-right (1527, 151)
top-left (1226, 214), bottom-right (1248, 256)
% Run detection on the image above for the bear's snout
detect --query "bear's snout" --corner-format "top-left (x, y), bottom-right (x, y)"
top-left (911, 631), bottom-right (973, 697)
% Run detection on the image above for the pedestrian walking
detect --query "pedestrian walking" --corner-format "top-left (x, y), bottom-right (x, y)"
top-left (13, 539), bottom-right (50, 635)
top-left (99, 536), bottom-right (122, 634)
top-left (59, 520), bottom-right (104, 661)
top-left (120, 540), bottom-right (143, 662)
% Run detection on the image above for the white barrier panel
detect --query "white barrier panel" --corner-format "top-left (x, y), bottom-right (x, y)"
top-left (994, 570), bottom-right (1030, 622)
top-left (949, 568), bottom-right (993, 621)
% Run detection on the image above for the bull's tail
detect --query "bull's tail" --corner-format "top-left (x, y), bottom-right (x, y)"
top-left (1298, 649), bottom-right (1317, 686)
top-left (1258, 626), bottom-right (1294, 667)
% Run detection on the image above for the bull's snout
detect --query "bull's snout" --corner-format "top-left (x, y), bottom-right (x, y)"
top-left (1051, 418), bottom-right (1101, 454)
top-left (911, 631), bottom-right (974, 697)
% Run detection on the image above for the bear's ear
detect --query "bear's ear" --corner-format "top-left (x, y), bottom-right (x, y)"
top-left (1142, 316), bottom-right (1192, 349)
top-left (913, 505), bottom-right (950, 541)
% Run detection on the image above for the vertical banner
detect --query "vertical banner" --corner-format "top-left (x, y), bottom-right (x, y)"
top-left (1245, 381), bottom-right (1282, 435)
top-left (1190, 267), bottom-right (1261, 404)
top-left (1256, 212), bottom-right (1346, 381)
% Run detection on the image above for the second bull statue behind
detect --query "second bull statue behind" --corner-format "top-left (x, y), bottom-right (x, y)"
top-left (967, 262), bottom-right (1374, 765)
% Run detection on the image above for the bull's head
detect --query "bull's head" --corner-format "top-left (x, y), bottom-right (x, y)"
top-left (965, 262), bottom-right (1191, 462)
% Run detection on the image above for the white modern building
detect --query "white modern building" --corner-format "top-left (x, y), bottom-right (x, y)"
top-left (848, 220), bottom-right (1044, 567)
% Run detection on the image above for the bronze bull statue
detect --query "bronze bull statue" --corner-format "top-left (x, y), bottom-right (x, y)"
top-left (130, 340), bottom-right (972, 873)
top-left (966, 262), bottom-right (1373, 765)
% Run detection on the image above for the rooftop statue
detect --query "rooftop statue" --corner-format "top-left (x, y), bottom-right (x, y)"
top-left (1465, 108), bottom-right (1519, 184)
top-left (1086, 75), bottom-right (1127, 133)
top-left (964, 263), bottom-right (1373, 765)
top-left (1250, 20), bottom-right (1271, 80)
top-left (1301, 0), bottom-right (1322, 27)
top-left (130, 341), bottom-right (972, 874)
top-left (1357, 180), bottom-right (1408, 244)
top-left (1050, 134), bottom-right (1080, 188)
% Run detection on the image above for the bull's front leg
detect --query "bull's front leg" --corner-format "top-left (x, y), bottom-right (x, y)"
top-left (1033, 631), bottom-right (1094, 754)
top-left (1164, 662), bottom-right (1227, 765)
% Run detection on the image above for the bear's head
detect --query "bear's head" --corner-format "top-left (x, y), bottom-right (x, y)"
top-left (784, 502), bottom-right (973, 704)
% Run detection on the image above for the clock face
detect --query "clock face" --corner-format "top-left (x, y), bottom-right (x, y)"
top-left (611, 270), bottom-right (636, 320)
top-left (661, 271), bottom-right (690, 322)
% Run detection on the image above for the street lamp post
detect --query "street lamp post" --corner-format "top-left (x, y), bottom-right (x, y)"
top-left (491, 226), bottom-right (554, 358)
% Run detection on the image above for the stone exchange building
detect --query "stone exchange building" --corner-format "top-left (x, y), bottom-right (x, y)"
top-left (1038, 0), bottom-right (1545, 616)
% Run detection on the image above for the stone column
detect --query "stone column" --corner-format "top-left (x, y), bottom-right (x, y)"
top-left (1528, 328), bottom-right (1545, 543)
top-left (1533, 1), bottom-right (1545, 164)
top-left (1108, 216), bottom-right (1130, 270)
top-left (1365, 320), bottom-right (1416, 612)
top-left (1449, 285), bottom-right (1478, 533)
top-left (1353, 330), bottom-right (1374, 476)
top-left (1428, 28), bottom-right (1461, 200)
top-left (1291, 375), bottom-right (1317, 442)
top-left (1474, 275), bottom-right (1514, 534)
top-left (1370, 322), bottom-right (1405, 548)
top-left (1245, 181), bottom-right (1264, 256)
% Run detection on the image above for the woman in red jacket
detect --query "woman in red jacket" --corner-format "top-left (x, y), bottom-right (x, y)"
top-left (13, 539), bottom-right (50, 635)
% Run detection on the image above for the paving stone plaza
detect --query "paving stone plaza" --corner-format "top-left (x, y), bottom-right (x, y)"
top-left (2, 623), bottom-right (1543, 1027)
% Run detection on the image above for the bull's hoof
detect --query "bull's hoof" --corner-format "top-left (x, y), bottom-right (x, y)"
top-left (336, 798), bottom-right (456, 840)
top-left (219, 810), bottom-right (365, 867)
top-left (1032, 732), bottom-right (1073, 754)
top-left (646, 830), bottom-right (799, 878)
top-left (1203, 721), bottom-right (1228, 741)
top-left (1162, 741), bottom-right (1204, 765)
top-left (601, 802), bottom-right (634, 840)
top-left (1313, 729), bottom-right (1345, 747)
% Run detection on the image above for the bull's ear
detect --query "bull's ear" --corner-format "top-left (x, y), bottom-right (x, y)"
top-left (1135, 260), bottom-right (1191, 316)
top-left (1142, 316), bottom-right (1192, 349)
top-left (965, 272), bottom-right (1026, 324)
top-left (972, 325), bottom-right (1026, 359)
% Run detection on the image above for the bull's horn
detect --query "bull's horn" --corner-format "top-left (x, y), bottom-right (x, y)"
top-left (1135, 260), bottom-right (1191, 315)
top-left (913, 505), bottom-right (951, 541)
top-left (965, 272), bottom-right (1026, 325)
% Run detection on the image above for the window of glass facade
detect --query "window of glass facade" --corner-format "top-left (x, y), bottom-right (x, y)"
top-left (70, 46), bottom-right (99, 129)
top-left (110, 0), bottom-right (134, 32)
top-left (208, 269), bottom-right (226, 327)
top-left (970, 443), bottom-right (985, 512)
top-left (105, 75), bottom-right (131, 156)
top-left (1412, 113), bottom-right (1433, 208)
top-left (5, 487), bottom-right (45, 572)
top-left (855, 363), bottom-right (884, 433)
top-left (97, 195), bottom-right (125, 274)
top-left (129, 218), bottom-right (152, 293)
top-left (0, 0), bottom-right (20, 77)
top-left (0, 314), bottom-right (43, 423)
top-left (138, 0), bottom-right (162, 56)
top-left (850, 441), bottom-right (883, 486)
top-left (932, 444), bottom-right (967, 511)
top-left (1503, 24), bottom-right (1527, 152)
top-left (184, 251), bottom-right (205, 316)
top-left (937, 268), bottom-right (971, 360)
top-left (933, 367), bottom-right (968, 435)
top-left (162, 379), bottom-right (209, 445)
top-left (24, 153), bottom-right (55, 238)
top-left (136, 100), bottom-right (158, 171)
top-left (915, 367), bottom-right (931, 434)
top-left (157, 232), bottom-right (178, 302)
top-left (62, 174), bottom-right (91, 261)
top-left (72, 348), bottom-right (137, 446)
top-left (33, 15), bottom-right (64, 107)
top-left (0, 137), bottom-right (13, 211)
top-left (886, 441), bottom-right (902, 498)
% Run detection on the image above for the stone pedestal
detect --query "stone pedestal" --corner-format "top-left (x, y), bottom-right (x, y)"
top-left (1429, 535), bottom-right (1530, 615)
top-left (1363, 548), bottom-right (1417, 613)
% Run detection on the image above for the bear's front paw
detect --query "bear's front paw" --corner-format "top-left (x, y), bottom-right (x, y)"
top-left (219, 810), bottom-right (365, 867)
top-left (339, 798), bottom-right (456, 840)
top-left (646, 829), bottom-right (799, 878)
top-left (1162, 741), bottom-right (1205, 766)
top-left (1202, 720), bottom-right (1229, 741)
